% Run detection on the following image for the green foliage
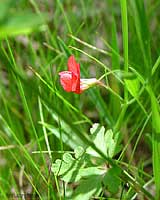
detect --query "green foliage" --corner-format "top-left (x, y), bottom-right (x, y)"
top-left (52, 124), bottom-right (122, 199)
top-left (52, 146), bottom-right (104, 199)
top-left (103, 166), bottom-right (121, 194)
top-left (125, 78), bottom-right (140, 98)
top-left (129, 0), bottom-right (151, 77)
top-left (72, 175), bottom-right (102, 200)
top-left (86, 123), bottom-right (121, 158)
top-left (110, 16), bottom-right (121, 119)
top-left (150, 90), bottom-right (160, 199)
top-left (0, 0), bottom-right (48, 38)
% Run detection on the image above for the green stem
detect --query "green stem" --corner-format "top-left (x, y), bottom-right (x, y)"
top-left (120, 0), bottom-right (128, 102)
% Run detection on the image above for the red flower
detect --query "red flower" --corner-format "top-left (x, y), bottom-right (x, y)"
top-left (59, 55), bottom-right (102, 94)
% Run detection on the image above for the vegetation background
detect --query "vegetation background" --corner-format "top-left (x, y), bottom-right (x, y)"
top-left (0, 0), bottom-right (160, 199)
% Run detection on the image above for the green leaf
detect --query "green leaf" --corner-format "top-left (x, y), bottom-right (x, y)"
top-left (75, 146), bottom-right (84, 159)
top-left (0, 12), bottom-right (48, 38)
top-left (0, 0), bottom-right (12, 21)
top-left (125, 78), bottom-right (140, 98)
top-left (52, 143), bottom-right (106, 199)
top-left (151, 92), bottom-right (160, 199)
top-left (52, 145), bottom-right (104, 183)
top-left (80, 167), bottom-right (105, 177)
top-left (40, 120), bottom-right (84, 149)
top-left (103, 166), bottom-right (122, 194)
top-left (86, 123), bottom-right (121, 158)
top-left (110, 15), bottom-right (121, 119)
top-left (86, 123), bottom-right (106, 157)
top-left (129, 0), bottom-right (151, 77)
top-left (73, 175), bottom-right (102, 200)
top-left (52, 148), bottom-right (85, 182)
top-left (105, 129), bottom-right (116, 157)
top-left (51, 124), bottom-right (123, 198)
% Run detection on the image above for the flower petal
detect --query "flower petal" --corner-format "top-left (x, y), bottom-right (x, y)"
top-left (71, 73), bottom-right (80, 94)
top-left (59, 71), bottom-right (73, 92)
top-left (68, 55), bottom-right (80, 77)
